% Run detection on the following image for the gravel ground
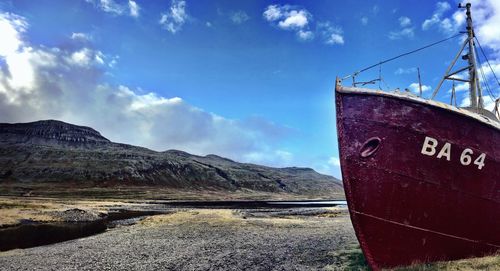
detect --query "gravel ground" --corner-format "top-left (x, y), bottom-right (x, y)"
top-left (0, 208), bottom-right (359, 271)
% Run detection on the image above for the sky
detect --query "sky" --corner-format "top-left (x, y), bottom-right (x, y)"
top-left (0, 0), bottom-right (499, 179)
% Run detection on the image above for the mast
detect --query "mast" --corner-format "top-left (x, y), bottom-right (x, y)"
top-left (464, 3), bottom-right (481, 110)
top-left (431, 3), bottom-right (483, 112)
top-left (417, 67), bottom-right (422, 97)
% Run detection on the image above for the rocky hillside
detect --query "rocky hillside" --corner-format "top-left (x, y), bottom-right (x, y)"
top-left (0, 120), bottom-right (110, 146)
top-left (0, 120), bottom-right (343, 198)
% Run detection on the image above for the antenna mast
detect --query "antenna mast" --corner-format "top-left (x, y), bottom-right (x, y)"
top-left (464, 3), bottom-right (482, 109)
top-left (431, 3), bottom-right (483, 111)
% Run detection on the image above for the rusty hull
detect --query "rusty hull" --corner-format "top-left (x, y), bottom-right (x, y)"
top-left (335, 83), bottom-right (499, 270)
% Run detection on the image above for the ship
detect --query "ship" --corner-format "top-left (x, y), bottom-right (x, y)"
top-left (335, 3), bottom-right (499, 270)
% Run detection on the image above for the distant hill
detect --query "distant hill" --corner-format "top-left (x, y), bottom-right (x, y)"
top-left (0, 120), bottom-right (343, 198)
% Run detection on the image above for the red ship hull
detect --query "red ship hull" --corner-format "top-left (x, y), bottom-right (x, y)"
top-left (335, 85), bottom-right (499, 270)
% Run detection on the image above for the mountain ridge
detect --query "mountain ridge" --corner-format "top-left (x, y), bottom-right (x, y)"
top-left (0, 120), bottom-right (343, 198)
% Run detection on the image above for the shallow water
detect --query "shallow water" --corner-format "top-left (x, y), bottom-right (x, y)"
top-left (0, 209), bottom-right (165, 251)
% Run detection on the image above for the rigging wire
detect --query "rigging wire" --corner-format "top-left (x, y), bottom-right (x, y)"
top-left (475, 45), bottom-right (496, 104)
top-left (378, 65), bottom-right (382, 90)
top-left (377, 65), bottom-right (391, 90)
top-left (450, 80), bottom-right (457, 106)
top-left (343, 33), bottom-right (465, 80)
top-left (475, 36), bottom-right (500, 93)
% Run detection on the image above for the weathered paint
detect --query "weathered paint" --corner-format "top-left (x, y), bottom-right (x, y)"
top-left (335, 84), bottom-right (500, 270)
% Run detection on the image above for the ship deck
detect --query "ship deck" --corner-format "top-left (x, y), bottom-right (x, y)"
top-left (336, 85), bottom-right (500, 131)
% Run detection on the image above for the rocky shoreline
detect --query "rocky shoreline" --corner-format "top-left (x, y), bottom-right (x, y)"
top-left (0, 206), bottom-right (360, 271)
top-left (1, 198), bottom-right (499, 270)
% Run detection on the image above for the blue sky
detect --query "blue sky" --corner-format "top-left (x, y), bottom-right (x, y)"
top-left (0, 0), bottom-right (499, 178)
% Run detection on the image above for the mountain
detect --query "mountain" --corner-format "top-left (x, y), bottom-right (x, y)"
top-left (0, 120), bottom-right (343, 198)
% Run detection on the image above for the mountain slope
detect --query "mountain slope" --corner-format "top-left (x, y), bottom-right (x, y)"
top-left (0, 120), bottom-right (343, 198)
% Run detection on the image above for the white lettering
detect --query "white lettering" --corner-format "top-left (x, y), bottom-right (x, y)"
top-left (421, 136), bottom-right (438, 156)
top-left (436, 142), bottom-right (451, 161)
top-left (474, 153), bottom-right (486, 170)
top-left (421, 136), bottom-right (486, 169)
top-left (460, 148), bottom-right (473, 165)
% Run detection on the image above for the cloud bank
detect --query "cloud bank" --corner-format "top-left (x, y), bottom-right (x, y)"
top-left (0, 11), bottom-right (297, 168)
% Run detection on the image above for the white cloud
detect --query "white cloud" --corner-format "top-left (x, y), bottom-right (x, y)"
top-left (479, 61), bottom-right (500, 81)
top-left (128, 0), bottom-right (140, 18)
top-left (318, 21), bottom-right (344, 45)
top-left (468, 0), bottom-right (500, 55)
top-left (263, 5), bottom-right (311, 28)
top-left (263, 5), bottom-right (283, 21)
top-left (69, 48), bottom-right (91, 66)
top-left (389, 15), bottom-right (414, 40)
top-left (361, 16), bottom-right (368, 25)
top-left (0, 12), bottom-right (27, 57)
top-left (395, 67), bottom-right (417, 75)
top-left (431, 1), bottom-right (500, 106)
top-left (87, 0), bottom-right (124, 15)
top-left (310, 156), bottom-right (342, 179)
top-left (421, 1), bottom-right (458, 33)
top-left (447, 60), bottom-right (500, 107)
top-left (436, 2), bottom-right (451, 14)
top-left (4, 48), bottom-right (36, 90)
top-left (458, 96), bottom-right (496, 112)
top-left (447, 82), bottom-right (470, 94)
top-left (71, 32), bottom-right (92, 41)
top-left (262, 5), bottom-right (345, 45)
top-left (263, 4), bottom-right (315, 42)
top-left (372, 5), bottom-right (379, 15)
top-left (159, 0), bottom-right (188, 34)
top-left (328, 156), bottom-right (340, 166)
top-left (0, 11), bottom-right (297, 168)
top-left (297, 30), bottom-right (314, 41)
top-left (456, 82), bottom-right (470, 92)
top-left (86, 0), bottom-right (140, 18)
top-left (388, 27), bottom-right (414, 40)
top-left (399, 16), bottom-right (411, 27)
top-left (278, 10), bottom-right (309, 29)
top-left (230, 11), bottom-right (250, 24)
top-left (326, 33), bottom-right (344, 45)
top-left (408, 83), bottom-right (431, 93)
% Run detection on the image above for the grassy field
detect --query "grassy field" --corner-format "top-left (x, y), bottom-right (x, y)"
top-left (390, 254), bottom-right (500, 271)
top-left (330, 247), bottom-right (500, 270)
top-left (0, 182), bottom-right (345, 201)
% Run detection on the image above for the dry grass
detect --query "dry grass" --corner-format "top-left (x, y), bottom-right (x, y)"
top-left (391, 254), bottom-right (500, 271)
top-left (0, 197), bottom-right (130, 226)
top-left (0, 208), bottom-right (59, 226)
top-left (325, 245), bottom-right (369, 271)
top-left (0, 183), bottom-right (345, 201)
top-left (0, 196), bottom-right (327, 227)
top-left (139, 209), bottom-right (310, 228)
top-left (140, 209), bottom-right (242, 227)
top-left (0, 198), bottom-right (63, 226)
top-left (324, 247), bottom-right (500, 271)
